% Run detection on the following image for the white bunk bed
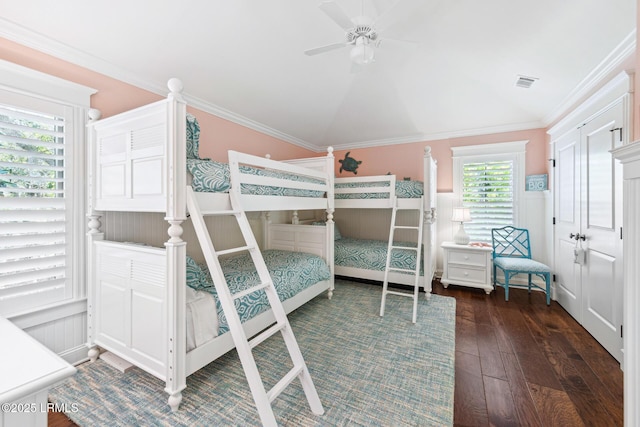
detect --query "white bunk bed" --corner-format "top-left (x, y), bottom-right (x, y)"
top-left (85, 79), bottom-right (335, 412)
top-left (332, 147), bottom-right (437, 294)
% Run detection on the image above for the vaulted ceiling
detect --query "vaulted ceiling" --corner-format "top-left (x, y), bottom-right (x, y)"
top-left (1, 0), bottom-right (636, 151)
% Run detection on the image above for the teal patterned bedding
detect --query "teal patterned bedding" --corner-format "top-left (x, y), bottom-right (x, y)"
top-left (186, 250), bottom-right (331, 335)
top-left (335, 237), bottom-right (424, 275)
top-left (187, 159), bottom-right (325, 197)
top-left (335, 180), bottom-right (423, 199)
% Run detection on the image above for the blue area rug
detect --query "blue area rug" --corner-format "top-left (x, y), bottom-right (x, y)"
top-left (50, 279), bottom-right (455, 426)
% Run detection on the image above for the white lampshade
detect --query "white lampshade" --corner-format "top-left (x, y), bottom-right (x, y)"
top-left (452, 207), bottom-right (471, 245)
top-left (350, 37), bottom-right (375, 65)
top-left (451, 207), bottom-right (471, 223)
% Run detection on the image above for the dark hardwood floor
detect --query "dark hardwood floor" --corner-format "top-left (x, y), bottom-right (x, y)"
top-left (48, 279), bottom-right (623, 426)
top-left (432, 278), bottom-right (623, 427)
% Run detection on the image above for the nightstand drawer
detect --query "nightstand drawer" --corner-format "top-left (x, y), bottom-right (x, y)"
top-left (447, 250), bottom-right (488, 267)
top-left (447, 266), bottom-right (486, 283)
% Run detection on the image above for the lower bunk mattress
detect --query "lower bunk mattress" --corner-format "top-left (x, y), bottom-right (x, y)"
top-left (335, 237), bottom-right (424, 275)
top-left (185, 249), bottom-right (331, 351)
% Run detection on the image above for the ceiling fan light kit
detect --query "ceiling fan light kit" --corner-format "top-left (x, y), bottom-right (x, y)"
top-left (305, 0), bottom-right (406, 67)
top-left (350, 37), bottom-right (375, 65)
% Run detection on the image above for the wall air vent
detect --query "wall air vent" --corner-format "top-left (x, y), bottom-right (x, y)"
top-left (515, 75), bottom-right (538, 89)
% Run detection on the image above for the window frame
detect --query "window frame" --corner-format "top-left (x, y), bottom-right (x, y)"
top-left (452, 140), bottom-right (528, 242)
top-left (0, 60), bottom-right (95, 317)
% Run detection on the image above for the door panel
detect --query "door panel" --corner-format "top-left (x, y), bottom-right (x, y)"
top-left (557, 239), bottom-right (580, 296)
top-left (585, 250), bottom-right (616, 328)
top-left (554, 100), bottom-right (624, 362)
top-left (557, 143), bottom-right (576, 223)
top-left (554, 130), bottom-right (581, 322)
top-left (586, 122), bottom-right (615, 230)
top-left (580, 102), bottom-right (623, 362)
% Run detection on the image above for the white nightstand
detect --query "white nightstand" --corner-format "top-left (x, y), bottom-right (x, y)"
top-left (0, 317), bottom-right (76, 427)
top-left (440, 241), bottom-right (494, 294)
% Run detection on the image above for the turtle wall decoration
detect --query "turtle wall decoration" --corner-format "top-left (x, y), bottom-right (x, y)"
top-left (339, 151), bottom-right (362, 174)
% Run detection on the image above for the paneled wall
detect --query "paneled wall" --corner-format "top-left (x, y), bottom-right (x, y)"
top-left (102, 210), bottom-right (301, 263)
top-left (334, 209), bottom-right (421, 243)
top-left (9, 301), bottom-right (88, 364)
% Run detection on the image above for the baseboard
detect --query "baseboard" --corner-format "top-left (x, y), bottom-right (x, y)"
top-left (59, 344), bottom-right (90, 365)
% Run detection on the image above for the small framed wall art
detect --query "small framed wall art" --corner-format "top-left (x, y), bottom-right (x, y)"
top-left (526, 174), bottom-right (548, 191)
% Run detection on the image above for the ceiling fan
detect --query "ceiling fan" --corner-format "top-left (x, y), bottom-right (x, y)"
top-left (305, 0), bottom-right (416, 66)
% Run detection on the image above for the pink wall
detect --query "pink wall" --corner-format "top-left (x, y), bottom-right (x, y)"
top-left (194, 114), bottom-right (314, 161)
top-left (0, 38), bottom-right (316, 162)
top-left (333, 128), bottom-right (548, 192)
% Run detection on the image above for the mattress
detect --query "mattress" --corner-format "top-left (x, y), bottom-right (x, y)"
top-left (186, 249), bottom-right (331, 346)
top-left (335, 179), bottom-right (423, 199)
top-left (187, 159), bottom-right (325, 197)
top-left (335, 237), bottom-right (424, 275)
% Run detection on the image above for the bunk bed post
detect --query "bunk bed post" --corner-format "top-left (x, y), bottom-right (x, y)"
top-left (326, 147), bottom-right (335, 297)
top-left (423, 146), bottom-right (437, 296)
top-left (262, 154), bottom-right (274, 245)
top-left (86, 108), bottom-right (103, 363)
top-left (164, 78), bottom-right (188, 411)
top-left (262, 211), bottom-right (271, 249)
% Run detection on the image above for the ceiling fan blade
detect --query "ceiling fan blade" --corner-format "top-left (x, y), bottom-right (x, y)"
top-left (376, 37), bottom-right (419, 47)
top-left (370, 0), bottom-right (384, 14)
top-left (373, 0), bottom-right (415, 32)
top-left (318, 0), bottom-right (354, 30)
top-left (304, 42), bottom-right (347, 56)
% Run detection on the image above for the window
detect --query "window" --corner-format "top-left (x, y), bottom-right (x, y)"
top-left (0, 61), bottom-right (95, 316)
top-left (452, 141), bottom-right (527, 242)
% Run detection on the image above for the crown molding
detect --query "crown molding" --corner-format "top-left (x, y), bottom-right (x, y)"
top-left (182, 94), bottom-right (318, 151)
top-left (0, 18), bottom-right (164, 97)
top-left (451, 140), bottom-right (528, 157)
top-left (547, 70), bottom-right (632, 137)
top-left (329, 133), bottom-right (426, 151)
top-left (0, 59), bottom-right (96, 106)
top-left (422, 120), bottom-right (545, 142)
top-left (325, 120), bottom-right (544, 152)
top-left (0, 18), bottom-right (318, 152)
top-left (543, 29), bottom-right (636, 127)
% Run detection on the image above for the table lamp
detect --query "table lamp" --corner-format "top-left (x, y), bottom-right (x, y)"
top-left (452, 207), bottom-right (471, 245)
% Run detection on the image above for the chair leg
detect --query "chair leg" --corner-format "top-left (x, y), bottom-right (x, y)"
top-left (545, 273), bottom-right (551, 306)
top-left (492, 263), bottom-right (497, 287)
top-left (504, 272), bottom-right (510, 302)
top-left (528, 273), bottom-right (532, 294)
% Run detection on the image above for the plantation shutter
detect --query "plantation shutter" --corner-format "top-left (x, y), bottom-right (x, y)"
top-left (462, 159), bottom-right (514, 242)
top-left (0, 99), bottom-right (72, 313)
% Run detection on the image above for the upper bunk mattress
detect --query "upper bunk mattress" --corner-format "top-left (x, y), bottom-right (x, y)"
top-left (186, 249), bottom-right (331, 335)
top-left (187, 159), bottom-right (325, 197)
top-left (335, 179), bottom-right (423, 199)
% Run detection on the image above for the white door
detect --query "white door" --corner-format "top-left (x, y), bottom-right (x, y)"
top-left (554, 100), bottom-right (624, 362)
top-left (554, 127), bottom-right (582, 321)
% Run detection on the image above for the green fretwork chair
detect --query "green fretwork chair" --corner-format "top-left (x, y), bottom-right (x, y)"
top-left (491, 226), bottom-right (551, 305)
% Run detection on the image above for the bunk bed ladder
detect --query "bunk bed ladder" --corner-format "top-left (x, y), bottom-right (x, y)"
top-left (380, 196), bottom-right (425, 324)
top-left (186, 186), bottom-right (324, 426)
